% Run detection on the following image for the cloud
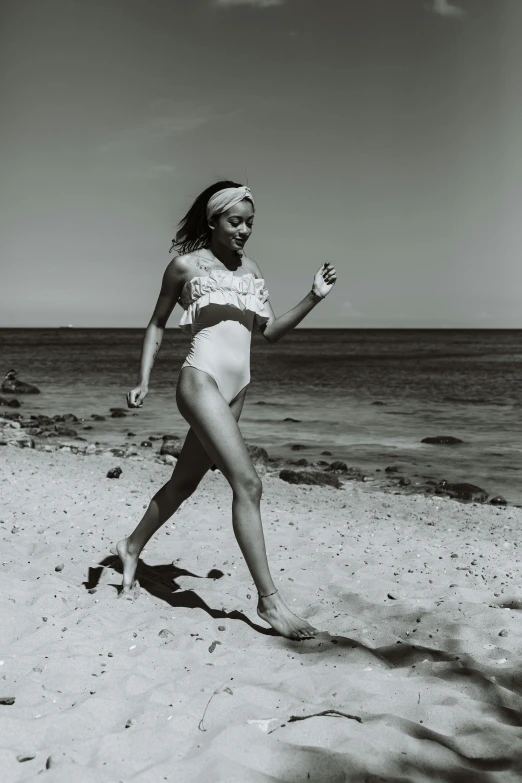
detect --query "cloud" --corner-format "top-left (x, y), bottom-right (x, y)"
top-left (427, 0), bottom-right (466, 19)
top-left (99, 100), bottom-right (242, 154)
top-left (213, 0), bottom-right (285, 8)
top-left (342, 300), bottom-right (365, 319)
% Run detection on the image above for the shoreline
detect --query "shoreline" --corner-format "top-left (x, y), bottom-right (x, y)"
top-left (0, 401), bottom-right (517, 509)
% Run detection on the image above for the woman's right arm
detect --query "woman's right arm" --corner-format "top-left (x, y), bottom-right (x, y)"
top-left (136, 256), bottom-right (186, 389)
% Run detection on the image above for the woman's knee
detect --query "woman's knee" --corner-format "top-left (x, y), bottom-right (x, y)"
top-left (233, 472), bottom-right (263, 501)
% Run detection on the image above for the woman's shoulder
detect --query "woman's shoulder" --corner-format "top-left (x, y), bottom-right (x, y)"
top-left (242, 255), bottom-right (263, 279)
top-left (167, 252), bottom-right (204, 279)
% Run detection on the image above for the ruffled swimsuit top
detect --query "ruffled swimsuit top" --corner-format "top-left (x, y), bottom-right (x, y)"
top-left (178, 268), bottom-right (271, 334)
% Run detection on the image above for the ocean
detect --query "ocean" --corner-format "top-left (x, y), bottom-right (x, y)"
top-left (1, 328), bottom-right (521, 505)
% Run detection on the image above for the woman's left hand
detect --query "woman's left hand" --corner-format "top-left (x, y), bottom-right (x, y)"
top-left (312, 261), bottom-right (337, 300)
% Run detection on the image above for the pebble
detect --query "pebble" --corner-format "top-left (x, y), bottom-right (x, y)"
top-left (55, 564), bottom-right (64, 572)
top-left (498, 629), bottom-right (508, 637)
top-left (16, 754), bottom-right (35, 763)
top-left (0, 696), bottom-right (15, 705)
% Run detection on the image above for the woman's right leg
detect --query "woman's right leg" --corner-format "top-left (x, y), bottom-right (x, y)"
top-left (176, 367), bottom-right (317, 641)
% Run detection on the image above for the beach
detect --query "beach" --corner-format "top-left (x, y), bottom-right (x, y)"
top-left (1, 441), bottom-right (521, 782)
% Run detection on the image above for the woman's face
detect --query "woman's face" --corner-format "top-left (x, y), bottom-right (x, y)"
top-left (211, 199), bottom-right (254, 252)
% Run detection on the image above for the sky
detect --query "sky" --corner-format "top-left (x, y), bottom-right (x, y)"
top-left (1, 0), bottom-right (521, 328)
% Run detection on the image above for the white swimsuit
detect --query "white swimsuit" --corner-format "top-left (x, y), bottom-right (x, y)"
top-left (178, 269), bottom-right (271, 404)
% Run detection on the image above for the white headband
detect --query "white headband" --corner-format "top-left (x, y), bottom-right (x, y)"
top-left (206, 186), bottom-right (254, 222)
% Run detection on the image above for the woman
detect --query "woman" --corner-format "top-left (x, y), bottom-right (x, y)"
top-left (117, 180), bottom-right (337, 640)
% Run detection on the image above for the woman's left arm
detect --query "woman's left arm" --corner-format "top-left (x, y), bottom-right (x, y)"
top-left (249, 259), bottom-right (337, 343)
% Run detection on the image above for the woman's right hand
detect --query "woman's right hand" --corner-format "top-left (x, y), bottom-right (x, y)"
top-left (127, 384), bottom-right (148, 408)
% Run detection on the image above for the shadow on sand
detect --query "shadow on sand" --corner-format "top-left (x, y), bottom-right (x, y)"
top-left (83, 554), bottom-right (279, 636)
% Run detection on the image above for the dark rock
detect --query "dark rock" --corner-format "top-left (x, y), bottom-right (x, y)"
top-left (92, 415), bottom-right (106, 422)
top-left (107, 467), bottom-right (122, 479)
top-left (290, 444), bottom-right (307, 451)
top-left (83, 425), bottom-right (93, 430)
top-left (109, 407), bottom-right (127, 413)
top-left (127, 432), bottom-right (136, 437)
top-left (53, 413), bottom-right (79, 423)
top-left (162, 434), bottom-right (180, 442)
top-left (109, 448), bottom-right (126, 457)
top-left (438, 481), bottom-right (488, 503)
top-left (385, 465), bottom-right (401, 473)
top-left (422, 436), bottom-right (464, 445)
top-left (160, 442), bottom-right (182, 458)
top-left (398, 477), bottom-right (411, 487)
top-left (489, 495), bottom-right (507, 506)
top-left (247, 444), bottom-right (269, 477)
top-left (321, 450), bottom-right (332, 456)
top-left (15, 419), bottom-right (36, 428)
top-left (327, 461), bottom-right (349, 472)
top-left (283, 417), bottom-right (301, 422)
top-left (371, 401), bottom-right (386, 405)
top-left (316, 460), bottom-right (329, 466)
top-left (54, 426), bottom-right (78, 437)
top-left (1, 412), bottom-right (22, 421)
top-left (0, 396), bottom-right (21, 408)
top-left (279, 469), bottom-right (342, 489)
top-left (148, 435), bottom-right (161, 441)
top-left (1, 370), bottom-right (40, 394)
top-left (289, 458), bottom-right (308, 466)
top-left (111, 410), bottom-right (126, 418)
top-left (140, 441), bottom-right (152, 448)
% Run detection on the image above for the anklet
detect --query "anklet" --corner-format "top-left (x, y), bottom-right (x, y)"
top-left (259, 589), bottom-right (278, 599)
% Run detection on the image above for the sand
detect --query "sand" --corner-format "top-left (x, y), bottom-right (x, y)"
top-left (1, 444), bottom-right (521, 782)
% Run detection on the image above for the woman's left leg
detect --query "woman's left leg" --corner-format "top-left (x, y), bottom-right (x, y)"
top-left (116, 388), bottom-right (248, 594)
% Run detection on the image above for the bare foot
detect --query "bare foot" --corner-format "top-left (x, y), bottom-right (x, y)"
top-left (257, 591), bottom-right (318, 640)
top-left (116, 538), bottom-right (140, 597)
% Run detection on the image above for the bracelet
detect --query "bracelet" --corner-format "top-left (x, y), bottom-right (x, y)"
top-left (259, 589), bottom-right (278, 599)
top-left (310, 290), bottom-right (324, 303)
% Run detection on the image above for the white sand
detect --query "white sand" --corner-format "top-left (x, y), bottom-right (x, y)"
top-left (1, 445), bottom-right (521, 782)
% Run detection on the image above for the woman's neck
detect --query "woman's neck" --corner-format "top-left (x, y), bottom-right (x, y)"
top-left (207, 242), bottom-right (242, 270)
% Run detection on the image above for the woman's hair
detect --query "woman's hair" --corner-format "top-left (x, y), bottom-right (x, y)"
top-left (170, 179), bottom-right (252, 255)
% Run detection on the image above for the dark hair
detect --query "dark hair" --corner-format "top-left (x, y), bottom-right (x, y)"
top-left (170, 179), bottom-right (253, 255)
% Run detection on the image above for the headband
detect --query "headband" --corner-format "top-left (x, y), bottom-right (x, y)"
top-left (206, 186), bottom-right (254, 222)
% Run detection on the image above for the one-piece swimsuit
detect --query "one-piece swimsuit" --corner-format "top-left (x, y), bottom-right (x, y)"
top-left (178, 268), bottom-right (271, 404)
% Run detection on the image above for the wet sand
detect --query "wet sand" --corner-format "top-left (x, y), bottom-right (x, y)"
top-left (1, 444), bottom-right (521, 782)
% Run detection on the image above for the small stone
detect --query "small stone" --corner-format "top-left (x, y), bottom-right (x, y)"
top-left (218, 626), bottom-right (226, 631)
top-left (16, 754), bottom-right (35, 762)
top-left (0, 696), bottom-right (15, 705)
top-left (498, 629), bottom-right (508, 637)
top-left (55, 564), bottom-right (64, 572)
top-left (387, 593), bottom-right (397, 600)
top-left (208, 640), bottom-right (222, 653)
